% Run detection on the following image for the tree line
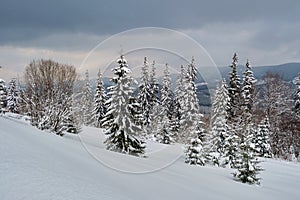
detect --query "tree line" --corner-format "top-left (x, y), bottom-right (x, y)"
top-left (0, 53), bottom-right (299, 185)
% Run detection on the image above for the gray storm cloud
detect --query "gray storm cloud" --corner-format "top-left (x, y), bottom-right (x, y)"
top-left (0, 0), bottom-right (300, 81)
top-left (0, 0), bottom-right (299, 44)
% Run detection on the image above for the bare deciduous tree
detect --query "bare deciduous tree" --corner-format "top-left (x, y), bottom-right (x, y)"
top-left (261, 72), bottom-right (299, 159)
top-left (24, 59), bottom-right (78, 135)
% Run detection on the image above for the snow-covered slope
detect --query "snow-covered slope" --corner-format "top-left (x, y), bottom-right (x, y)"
top-left (1, 115), bottom-right (300, 200)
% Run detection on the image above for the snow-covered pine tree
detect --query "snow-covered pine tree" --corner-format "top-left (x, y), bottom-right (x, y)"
top-left (174, 65), bottom-right (185, 109)
top-left (92, 70), bottom-right (107, 128)
top-left (102, 55), bottom-right (145, 156)
top-left (62, 96), bottom-right (81, 134)
top-left (234, 59), bottom-right (262, 183)
top-left (209, 79), bottom-right (230, 166)
top-left (0, 79), bottom-right (7, 112)
top-left (147, 61), bottom-right (161, 138)
top-left (172, 65), bottom-right (186, 142)
top-left (187, 57), bottom-right (198, 82)
top-left (149, 60), bottom-right (160, 108)
top-left (254, 116), bottom-right (272, 158)
top-left (169, 98), bottom-right (180, 141)
top-left (156, 115), bottom-right (172, 144)
top-left (234, 126), bottom-right (263, 185)
top-left (225, 53), bottom-right (243, 167)
top-left (223, 126), bottom-right (240, 168)
top-left (7, 78), bottom-right (20, 113)
top-left (137, 57), bottom-right (152, 128)
top-left (161, 63), bottom-right (173, 120)
top-left (155, 64), bottom-right (173, 144)
top-left (227, 53), bottom-right (241, 124)
top-left (70, 92), bottom-right (83, 133)
top-left (179, 70), bottom-right (201, 144)
top-left (241, 60), bottom-right (256, 125)
top-left (148, 60), bottom-right (161, 138)
top-left (294, 73), bottom-right (300, 117)
top-left (239, 59), bottom-right (257, 158)
top-left (185, 120), bottom-right (206, 166)
top-left (81, 70), bottom-right (93, 125)
top-left (148, 101), bottom-right (161, 139)
top-left (18, 88), bottom-right (28, 115)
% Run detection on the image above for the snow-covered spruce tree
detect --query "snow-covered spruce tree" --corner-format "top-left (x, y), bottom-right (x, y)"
top-left (102, 55), bottom-right (145, 156)
top-left (0, 78), bottom-right (7, 112)
top-left (187, 57), bottom-right (198, 82)
top-left (157, 114), bottom-right (172, 144)
top-left (241, 60), bottom-right (256, 125)
top-left (233, 59), bottom-right (263, 179)
top-left (227, 53), bottom-right (241, 124)
top-left (234, 127), bottom-right (263, 185)
top-left (63, 96), bottom-right (81, 134)
top-left (171, 65), bottom-right (186, 142)
top-left (294, 73), bottom-right (300, 117)
top-left (169, 98), bottom-right (180, 141)
top-left (81, 70), bottom-right (93, 125)
top-left (18, 88), bottom-right (28, 115)
top-left (155, 64), bottom-right (173, 144)
top-left (254, 116), bottom-right (272, 158)
top-left (223, 126), bottom-right (240, 168)
top-left (179, 70), bottom-right (201, 144)
top-left (148, 60), bottom-right (161, 138)
top-left (92, 70), bottom-right (107, 128)
top-left (6, 78), bottom-right (20, 113)
top-left (224, 53), bottom-right (242, 167)
top-left (69, 92), bottom-right (83, 133)
top-left (239, 60), bottom-right (257, 156)
top-left (174, 65), bottom-right (185, 111)
top-left (137, 57), bottom-right (153, 128)
top-left (185, 119), bottom-right (207, 166)
top-left (161, 63), bottom-right (173, 120)
top-left (149, 60), bottom-right (160, 108)
top-left (208, 79), bottom-right (230, 166)
top-left (148, 101), bottom-right (161, 138)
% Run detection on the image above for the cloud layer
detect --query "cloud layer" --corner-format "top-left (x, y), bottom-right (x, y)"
top-left (0, 0), bottom-right (300, 81)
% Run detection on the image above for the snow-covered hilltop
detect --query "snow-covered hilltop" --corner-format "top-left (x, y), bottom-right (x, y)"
top-left (1, 115), bottom-right (300, 200)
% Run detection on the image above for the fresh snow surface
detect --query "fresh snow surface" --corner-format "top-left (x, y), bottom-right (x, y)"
top-left (1, 115), bottom-right (300, 200)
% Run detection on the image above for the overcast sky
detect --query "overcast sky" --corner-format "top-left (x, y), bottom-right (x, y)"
top-left (0, 0), bottom-right (300, 81)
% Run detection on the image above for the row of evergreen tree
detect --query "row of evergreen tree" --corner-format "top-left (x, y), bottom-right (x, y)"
top-left (82, 56), bottom-right (204, 153)
top-left (82, 53), bottom-right (299, 185)
top-left (0, 53), bottom-right (299, 185)
top-left (0, 78), bottom-right (20, 113)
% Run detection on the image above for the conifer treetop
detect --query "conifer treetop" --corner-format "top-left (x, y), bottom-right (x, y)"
top-left (113, 55), bottom-right (131, 81)
top-left (188, 56), bottom-right (198, 82)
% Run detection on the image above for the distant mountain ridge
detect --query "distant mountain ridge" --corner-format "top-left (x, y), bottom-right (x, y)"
top-left (218, 62), bottom-right (300, 82)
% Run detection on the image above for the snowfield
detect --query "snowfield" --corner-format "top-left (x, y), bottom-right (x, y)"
top-left (1, 115), bottom-right (300, 200)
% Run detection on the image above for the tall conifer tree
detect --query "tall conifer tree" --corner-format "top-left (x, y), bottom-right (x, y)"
top-left (102, 55), bottom-right (145, 156)
top-left (92, 70), bottom-right (107, 128)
